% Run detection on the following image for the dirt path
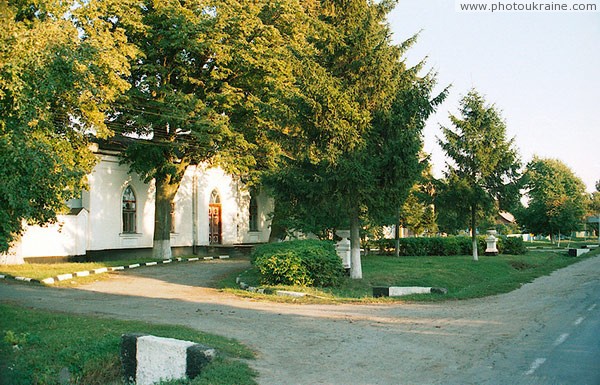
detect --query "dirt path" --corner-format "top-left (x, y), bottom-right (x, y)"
top-left (1, 257), bottom-right (599, 384)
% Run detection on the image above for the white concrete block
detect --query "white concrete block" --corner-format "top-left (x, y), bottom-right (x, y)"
top-left (188, 257), bottom-right (199, 262)
top-left (145, 262), bottom-right (157, 266)
top-left (136, 336), bottom-right (195, 385)
top-left (128, 264), bottom-right (140, 269)
top-left (0, 274), bottom-right (5, 279)
top-left (162, 259), bottom-right (172, 264)
top-left (92, 268), bottom-right (108, 274)
top-left (75, 271), bottom-right (90, 277)
top-left (41, 277), bottom-right (55, 284)
top-left (15, 276), bottom-right (28, 281)
top-left (219, 255), bottom-right (230, 259)
top-left (56, 273), bottom-right (74, 281)
top-left (111, 266), bottom-right (125, 271)
top-left (276, 290), bottom-right (307, 298)
top-left (388, 286), bottom-right (432, 297)
top-left (203, 257), bottom-right (214, 260)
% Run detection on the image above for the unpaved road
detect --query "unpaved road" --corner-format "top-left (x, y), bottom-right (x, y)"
top-left (1, 256), bottom-right (599, 385)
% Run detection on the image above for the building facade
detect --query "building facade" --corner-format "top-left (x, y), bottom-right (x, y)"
top-left (6, 150), bottom-right (272, 262)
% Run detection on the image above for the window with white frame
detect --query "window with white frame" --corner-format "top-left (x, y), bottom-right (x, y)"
top-left (122, 186), bottom-right (137, 233)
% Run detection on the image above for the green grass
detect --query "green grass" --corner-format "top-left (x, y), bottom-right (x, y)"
top-left (0, 258), bottom-right (172, 286)
top-left (223, 249), bottom-right (600, 303)
top-left (0, 258), bottom-right (160, 279)
top-left (0, 303), bottom-right (257, 385)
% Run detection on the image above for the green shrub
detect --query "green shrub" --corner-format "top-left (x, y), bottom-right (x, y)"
top-left (368, 235), bottom-right (526, 256)
top-left (251, 240), bottom-right (344, 287)
top-left (502, 236), bottom-right (527, 254)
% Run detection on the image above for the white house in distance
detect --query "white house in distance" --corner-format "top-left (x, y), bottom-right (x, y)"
top-left (4, 144), bottom-right (273, 263)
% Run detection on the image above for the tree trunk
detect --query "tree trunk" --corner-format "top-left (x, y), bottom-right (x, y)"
top-left (153, 176), bottom-right (179, 260)
top-left (394, 216), bottom-right (401, 258)
top-left (268, 200), bottom-right (287, 242)
top-left (350, 212), bottom-right (362, 279)
top-left (471, 205), bottom-right (478, 261)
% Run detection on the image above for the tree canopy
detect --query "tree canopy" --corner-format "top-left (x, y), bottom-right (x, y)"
top-left (437, 89), bottom-right (520, 260)
top-left (264, 0), bottom-right (447, 278)
top-left (108, 0), bottom-right (315, 258)
top-left (0, 0), bottom-right (135, 253)
top-left (516, 157), bottom-right (587, 240)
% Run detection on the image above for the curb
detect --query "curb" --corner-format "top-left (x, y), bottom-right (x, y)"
top-left (373, 286), bottom-right (448, 297)
top-left (0, 255), bottom-right (231, 286)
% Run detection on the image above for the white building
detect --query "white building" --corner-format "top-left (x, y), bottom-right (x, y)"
top-left (5, 147), bottom-right (273, 262)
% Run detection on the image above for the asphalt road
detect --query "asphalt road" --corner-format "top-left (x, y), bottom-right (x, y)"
top-left (1, 256), bottom-right (599, 384)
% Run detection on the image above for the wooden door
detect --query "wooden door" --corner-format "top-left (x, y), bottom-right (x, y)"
top-left (209, 204), bottom-right (222, 244)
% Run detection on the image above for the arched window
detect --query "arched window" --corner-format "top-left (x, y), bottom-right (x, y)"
top-left (249, 194), bottom-right (259, 232)
top-left (122, 186), bottom-right (136, 233)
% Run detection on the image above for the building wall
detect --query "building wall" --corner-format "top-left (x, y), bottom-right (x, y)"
top-left (9, 155), bottom-right (272, 260)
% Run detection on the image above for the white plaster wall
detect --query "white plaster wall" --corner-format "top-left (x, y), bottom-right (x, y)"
top-left (87, 155), bottom-right (155, 251)
top-left (196, 167), bottom-right (239, 245)
top-left (169, 166), bottom-right (194, 247)
top-left (15, 210), bottom-right (88, 257)
top-left (240, 189), bottom-right (273, 244)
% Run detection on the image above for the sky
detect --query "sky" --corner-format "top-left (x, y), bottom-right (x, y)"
top-left (387, 0), bottom-right (599, 192)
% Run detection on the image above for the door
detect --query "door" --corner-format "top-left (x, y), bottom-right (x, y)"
top-left (209, 190), bottom-right (222, 244)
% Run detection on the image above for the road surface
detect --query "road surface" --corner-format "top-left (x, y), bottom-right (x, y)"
top-left (1, 256), bottom-right (599, 384)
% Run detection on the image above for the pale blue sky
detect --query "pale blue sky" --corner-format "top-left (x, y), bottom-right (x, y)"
top-left (388, 0), bottom-right (599, 192)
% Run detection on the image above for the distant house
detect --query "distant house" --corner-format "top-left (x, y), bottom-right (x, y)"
top-left (5, 144), bottom-right (272, 262)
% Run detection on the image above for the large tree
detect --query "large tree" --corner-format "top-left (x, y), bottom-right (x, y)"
top-left (111, 0), bottom-right (307, 258)
top-left (0, 0), bottom-right (135, 255)
top-left (516, 157), bottom-right (587, 243)
top-left (437, 90), bottom-right (520, 261)
top-left (264, 0), bottom-right (446, 278)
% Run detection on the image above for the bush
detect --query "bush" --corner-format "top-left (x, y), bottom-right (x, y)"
top-left (251, 240), bottom-right (344, 287)
top-left (368, 235), bottom-right (526, 256)
top-left (502, 236), bottom-right (527, 254)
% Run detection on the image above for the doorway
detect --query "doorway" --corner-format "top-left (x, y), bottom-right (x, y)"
top-left (209, 190), bottom-right (222, 244)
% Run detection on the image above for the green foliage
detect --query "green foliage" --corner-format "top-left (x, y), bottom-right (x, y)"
top-left (436, 90), bottom-right (521, 258)
top-left (371, 235), bottom-right (526, 256)
top-left (0, 0), bottom-right (136, 251)
top-left (251, 240), bottom-right (344, 287)
top-left (516, 157), bottom-right (588, 238)
top-left (502, 236), bottom-right (527, 255)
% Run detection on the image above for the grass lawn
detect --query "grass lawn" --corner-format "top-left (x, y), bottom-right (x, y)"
top-left (0, 303), bottom-right (257, 385)
top-left (223, 249), bottom-right (600, 303)
top-left (0, 258), bottom-right (168, 286)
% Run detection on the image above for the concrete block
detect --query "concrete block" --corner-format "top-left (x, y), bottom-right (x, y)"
top-left (568, 248), bottom-right (590, 257)
top-left (219, 255), bottom-right (230, 259)
top-left (372, 287), bottom-right (390, 297)
top-left (41, 277), bottom-right (55, 285)
top-left (128, 264), bottom-right (140, 269)
top-left (56, 273), bottom-right (74, 281)
top-left (188, 257), bottom-right (199, 262)
top-left (203, 257), bottom-right (214, 260)
top-left (92, 268), bottom-right (108, 274)
top-left (145, 262), bottom-right (157, 266)
top-left (162, 259), bottom-right (172, 264)
top-left (389, 286), bottom-right (432, 296)
top-left (121, 333), bottom-right (215, 385)
top-left (15, 276), bottom-right (28, 281)
top-left (276, 290), bottom-right (307, 298)
top-left (75, 271), bottom-right (90, 277)
top-left (110, 266), bottom-right (125, 271)
top-left (0, 275), bottom-right (5, 279)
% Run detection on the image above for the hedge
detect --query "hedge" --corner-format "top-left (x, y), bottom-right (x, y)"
top-left (370, 235), bottom-right (526, 256)
top-left (251, 240), bottom-right (345, 287)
